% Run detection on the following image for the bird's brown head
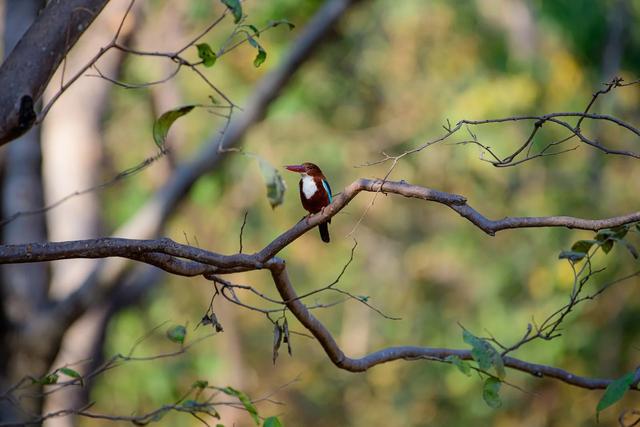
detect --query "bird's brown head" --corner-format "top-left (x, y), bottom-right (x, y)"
top-left (284, 162), bottom-right (323, 176)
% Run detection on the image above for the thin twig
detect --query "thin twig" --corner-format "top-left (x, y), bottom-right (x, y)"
top-left (239, 211), bottom-right (249, 253)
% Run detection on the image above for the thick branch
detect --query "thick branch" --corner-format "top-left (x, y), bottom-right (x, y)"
top-left (0, 177), bottom-right (636, 391)
top-left (267, 258), bottom-right (631, 390)
top-left (0, 237), bottom-right (260, 273)
top-left (257, 178), bottom-right (640, 261)
top-left (1, 179), bottom-right (638, 268)
top-left (51, 0), bottom-right (364, 336)
top-left (0, 0), bottom-right (110, 145)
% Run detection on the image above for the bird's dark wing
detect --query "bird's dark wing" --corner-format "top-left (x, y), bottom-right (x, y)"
top-left (321, 178), bottom-right (332, 203)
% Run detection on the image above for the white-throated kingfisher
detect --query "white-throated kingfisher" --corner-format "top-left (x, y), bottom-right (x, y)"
top-left (285, 162), bottom-right (332, 243)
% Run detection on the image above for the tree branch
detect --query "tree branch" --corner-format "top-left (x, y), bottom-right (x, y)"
top-left (266, 257), bottom-right (636, 390)
top-left (0, 0), bottom-right (110, 145)
top-left (0, 176), bottom-right (637, 392)
top-left (0, 237), bottom-right (261, 274)
top-left (50, 0), bottom-right (365, 336)
top-left (1, 178), bottom-right (638, 267)
top-left (363, 78), bottom-right (640, 169)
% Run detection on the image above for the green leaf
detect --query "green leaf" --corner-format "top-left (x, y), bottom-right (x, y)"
top-left (596, 229), bottom-right (616, 242)
top-left (462, 330), bottom-right (505, 379)
top-left (34, 372), bottom-right (59, 385)
top-left (59, 367), bottom-right (83, 386)
top-left (268, 19), bottom-right (295, 30)
top-left (196, 43), bottom-right (217, 67)
top-left (241, 24), bottom-right (259, 37)
top-left (253, 48), bottom-right (267, 67)
top-left (264, 416), bottom-right (283, 427)
top-left (596, 372), bottom-right (635, 419)
top-left (445, 355), bottom-right (472, 377)
top-left (247, 36), bottom-right (267, 67)
top-left (601, 239), bottom-right (614, 254)
top-left (595, 227), bottom-right (629, 252)
top-left (193, 380), bottom-right (209, 389)
top-left (258, 158), bottom-right (286, 208)
top-left (463, 330), bottom-right (491, 370)
top-left (220, 0), bottom-right (242, 23)
top-left (571, 240), bottom-right (597, 254)
top-left (166, 324), bottom-right (187, 344)
top-left (612, 225), bottom-right (630, 239)
top-left (153, 105), bottom-right (195, 149)
top-left (558, 250), bottom-right (586, 262)
top-left (221, 387), bottom-right (260, 425)
top-left (482, 377), bottom-right (502, 409)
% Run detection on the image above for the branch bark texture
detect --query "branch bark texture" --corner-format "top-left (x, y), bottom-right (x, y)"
top-left (2, 178), bottom-right (638, 269)
top-left (268, 258), bottom-right (624, 390)
top-left (0, 0), bottom-right (110, 145)
top-left (0, 177), bottom-right (637, 392)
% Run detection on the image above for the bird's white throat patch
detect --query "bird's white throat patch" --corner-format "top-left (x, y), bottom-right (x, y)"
top-left (301, 174), bottom-right (318, 199)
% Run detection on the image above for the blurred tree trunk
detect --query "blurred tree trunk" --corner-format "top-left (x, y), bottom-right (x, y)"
top-left (40, 2), bottom-right (143, 424)
top-left (0, 0), bottom-right (363, 423)
top-left (592, 0), bottom-right (630, 373)
top-left (474, 0), bottom-right (537, 63)
top-left (587, 0), bottom-right (630, 191)
top-left (212, 301), bottom-right (249, 426)
top-left (0, 0), bottom-right (47, 422)
top-left (146, 1), bottom-right (187, 173)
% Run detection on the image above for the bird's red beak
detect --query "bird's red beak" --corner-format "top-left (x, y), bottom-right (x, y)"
top-left (285, 165), bottom-right (305, 173)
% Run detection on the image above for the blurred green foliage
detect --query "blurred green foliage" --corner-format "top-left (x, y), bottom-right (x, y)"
top-left (89, 0), bottom-right (640, 426)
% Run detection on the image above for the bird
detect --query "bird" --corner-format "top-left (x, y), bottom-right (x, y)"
top-left (284, 162), bottom-right (333, 243)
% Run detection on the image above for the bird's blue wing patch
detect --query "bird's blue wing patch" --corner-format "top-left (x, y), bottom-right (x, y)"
top-left (322, 179), bottom-right (333, 203)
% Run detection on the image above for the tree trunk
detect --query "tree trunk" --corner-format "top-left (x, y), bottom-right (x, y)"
top-left (40, 2), bottom-right (142, 423)
top-left (0, 1), bottom-right (48, 422)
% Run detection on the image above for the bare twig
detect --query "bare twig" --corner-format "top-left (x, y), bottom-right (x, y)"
top-left (239, 211), bottom-right (249, 253)
top-left (1, 206), bottom-right (635, 392)
top-left (36, 0), bottom-right (138, 124)
top-left (266, 257), bottom-right (638, 389)
top-left (361, 78), bottom-right (640, 169)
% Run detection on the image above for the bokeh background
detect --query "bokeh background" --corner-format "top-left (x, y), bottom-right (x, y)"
top-left (3, 0), bottom-right (640, 426)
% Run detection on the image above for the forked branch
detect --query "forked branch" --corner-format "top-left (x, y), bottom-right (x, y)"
top-left (2, 177), bottom-right (639, 269)
top-left (0, 176), bottom-right (639, 392)
top-left (267, 257), bottom-right (637, 390)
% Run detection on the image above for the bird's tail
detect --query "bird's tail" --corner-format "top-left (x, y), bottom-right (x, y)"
top-left (319, 221), bottom-right (330, 243)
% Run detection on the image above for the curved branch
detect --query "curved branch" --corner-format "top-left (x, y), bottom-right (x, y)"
top-left (0, 178), bottom-right (637, 391)
top-left (257, 178), bottom-right (640, 260)
top-left (267, 258), bottom-right (633, 390)
top-left (364, 78), bottom-right (640, 169)
top-left (460, 112), bottom-right (640, 140)
top-left (49, 0), bottom-right (366, 335)
top-left (1, 178), bottom-right (638, 266)
top-left (0, 237), bottom-right (261, 273)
